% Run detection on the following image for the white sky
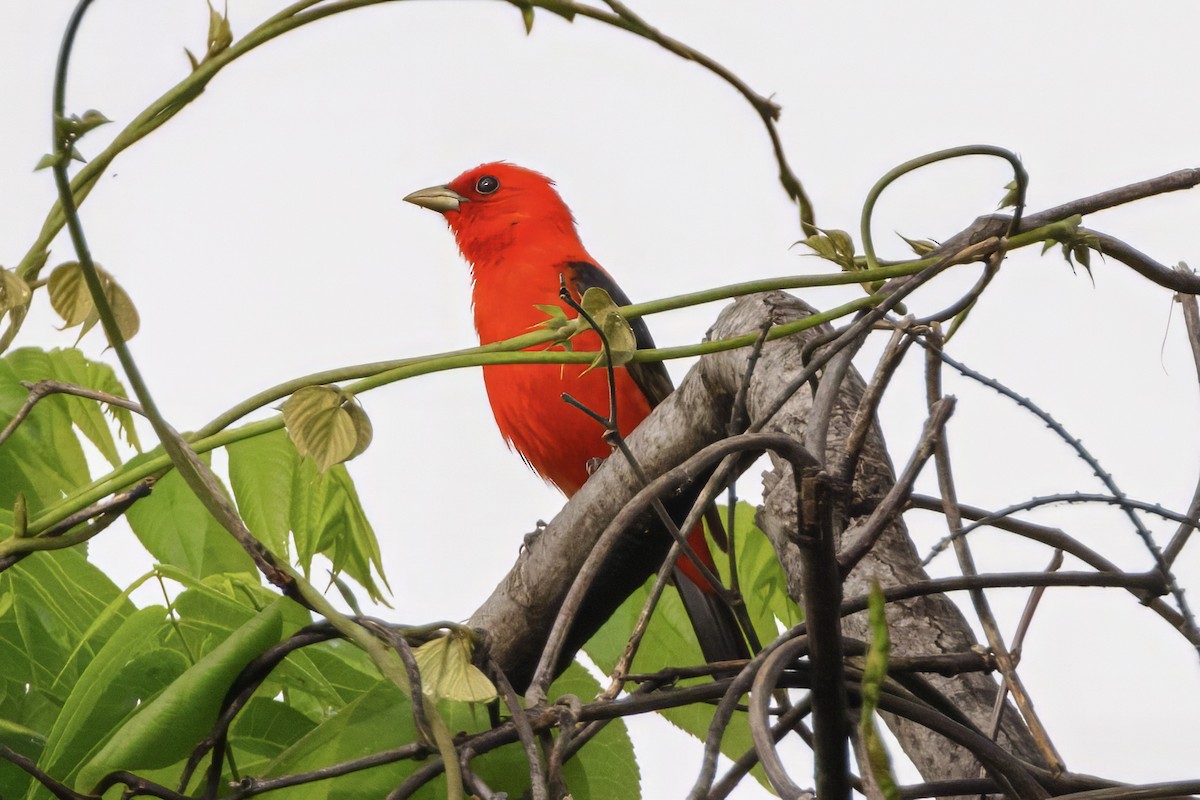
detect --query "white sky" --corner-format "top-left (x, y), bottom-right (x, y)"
top-left (4, 1), bottom-right (1200, 797)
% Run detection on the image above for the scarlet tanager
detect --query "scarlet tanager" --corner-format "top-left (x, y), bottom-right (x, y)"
top-left (405, 163), bottom-right (748, 683)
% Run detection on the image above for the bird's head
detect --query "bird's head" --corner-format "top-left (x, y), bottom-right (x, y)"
top-left (404, 162), bottom-right (582, 266)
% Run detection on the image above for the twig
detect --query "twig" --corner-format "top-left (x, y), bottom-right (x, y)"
top-left (1165, 286), bottom-right (1200, 565)
top-left (922, 492), bottom-right (1200, 563)
top-left (985, 549), bottom-right (1063, 748)
top-left (710, 695), bottom-right (814, 799)
top-left (487, 651), bottom-right (549, 800)
top-left (0, 481), bottom-right (152, 572)
top-left (841, 571), bottom-right (1167, 615)
top-left (1079, 228), bottom-right (1200, 294)
top-left (924, 327), bottom-right (1064, 772)
top-left (594, 0), bottom-right (815, 232)
top-left (1051, 780), bottom-right (1200, 800)
top-left (0, 742), bottom-right (94, 800)
top-left (921, 338), bottom-right (1199, 649)
top-left (749, 636), bottom-right (821, 799)
top-left (0, 379), bottom-right (143, 448)
top-left (908, 494), bottom-right (1195, 642)
top-left (601, 545), bottom-right (679, 700)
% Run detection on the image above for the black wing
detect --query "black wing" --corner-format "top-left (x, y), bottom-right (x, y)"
top-left (566, 260), bottom-right (675, 408)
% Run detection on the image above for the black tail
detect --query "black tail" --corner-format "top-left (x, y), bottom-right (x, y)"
top-left (674, 566), bottom-right (752, 663)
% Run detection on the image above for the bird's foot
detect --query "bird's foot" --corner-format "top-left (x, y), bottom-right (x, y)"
top-left (521, 519), bottom-right (548, 553)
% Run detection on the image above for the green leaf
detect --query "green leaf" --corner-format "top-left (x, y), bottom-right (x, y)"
top-left (268, 638), bottom-right (379, 711)
top-left (228, 697), bottom-right (318, 775)
top-left (897, 232), bottom-right (938, 257)
top-left (534, 302), bottom-right (571, 334)
top-left (412, 633), bottom-right (496, 703)
top-left (228, 430), bottom-right (298, 558)
top-left (0, 268), bottom-right (31, 315)
top-left (721, 503), bottom-right (802, 641)
top-left (282, 385), bottom-right (372, 471)
top-left (291, 457), bottom-right (390, 604)
top-left (0, 546), bottom-right (132, 763)
top-left (230, 429), bottom-right (390, 604)
top-left (46, 262), bottom-right (139, 344)
top-left (583, 503), bottom-right (792, 794)
top-left (549, 662), bottom-right (639, 799)
top-left (55, 110), bottom-right (111, 142)
top-left (75, 599), bottom-right (287, 792)
top-left (5, 347), bottom-right (141, 468)
top-left (860, 582), bottom-right (900, 799)
top-left (579, 286), bottom-right (636, 369)
top-left (0, 716), bottom-right (44, 799)
top-left (434, 661), bottom-right (639, 800)
top-left (205, 0), bottom-right (233, 58)
top-left (0, 358), bottom-right (91, 514)
top-left (998, 179), bottom-right (1020, 210)
top-left (262, 680), bottom-right (418, 799)
top-left (799, 227), bottom-right (857, 272)
top-left (35, 607), bottom-right (185, 794)
top-left (124, 457), bottom-right (256, 579)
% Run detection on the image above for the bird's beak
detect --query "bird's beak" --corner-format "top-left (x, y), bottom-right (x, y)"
top-left (403, 184), bottom-right (469, 213)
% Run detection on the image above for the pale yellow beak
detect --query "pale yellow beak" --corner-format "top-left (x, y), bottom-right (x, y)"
top-left (403, 184), bottom-right (468, 213)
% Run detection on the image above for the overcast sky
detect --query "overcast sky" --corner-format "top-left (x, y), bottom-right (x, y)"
top-left (4, 1), bottom-right (1200, 796)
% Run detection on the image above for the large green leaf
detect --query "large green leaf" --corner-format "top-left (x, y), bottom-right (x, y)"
top-left (228, 697), bottom-right (319, 776)
top-left (228, 430), bottom-right (388, 604)
top-left (4, 347), bottom-right (140, 467)
top-left (0, 718), bottom-right (44, 800)
top-left (720, 502), bottom-right (803, 641)
top-left (0, 358), bottom-right (90, 513)
top-left (31, 607), bottom-right (185, 800)
top-left (0, 546), bottom-right (132, 711)
top-left (75, 599), bottom-right (288, 791)
top-left (124, 457), bottom-right (256, 579)
top-left (258, 660), bottom-right (638, 800)
top-left (228, 430), bottom-right (296, 558)
top-left (0, 547), bottom-right (132, 799)
top-left (260, 680), bottom-right (417, 800)
top-left (268, 638), bottom-right (380, 712)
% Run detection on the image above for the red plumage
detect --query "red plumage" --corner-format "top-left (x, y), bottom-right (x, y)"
top-left (406, 163), bottom-right (748, 681)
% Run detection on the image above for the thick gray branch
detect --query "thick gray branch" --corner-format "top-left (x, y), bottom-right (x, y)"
top-left (469, 291), bottom-right (1041, 787)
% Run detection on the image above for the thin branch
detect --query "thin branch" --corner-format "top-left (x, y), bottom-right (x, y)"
top-left (924, 329), bottom-right (1064, 772)
top-left (922, 339), bottom-right (1199, 648)
top-left (710, 695), bottom-right (814, 799)
top-left (0, 480), bottom-right (152, 571)
top-left (1083, 227), bottom-right (1200, 293)
top-left (932, 168), bottom-right (1200, 294)
top-left (487, 651), bottom-right (549, 800)
top-left (907, 494), bottom-right (1196, 643)
top-left (0, 379), bottom-right (143, 448)
top-left (593, 0), bottom-right (815, 231)
top-left (0, 743), bottom-right (94, 800)
top-left (1165, 286), bottom-right (1200, 565)
top-left (749, 636), bottom-right (820, 799)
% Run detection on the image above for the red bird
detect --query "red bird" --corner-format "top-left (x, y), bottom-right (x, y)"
top-left (405, 163), bottom-right (747, 682)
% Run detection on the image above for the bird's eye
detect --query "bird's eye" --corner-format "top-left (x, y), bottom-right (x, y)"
top-left (475, 175), bottom-right (499, 195)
